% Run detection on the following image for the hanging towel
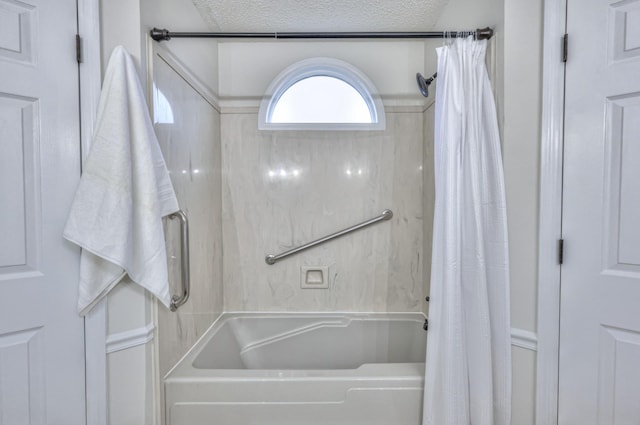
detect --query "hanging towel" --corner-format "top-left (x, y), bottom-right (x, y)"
top-left (64, 46), bottom-right (179, 316)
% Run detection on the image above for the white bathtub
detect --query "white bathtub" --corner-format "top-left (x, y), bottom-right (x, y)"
top-left (164, 312), bottom-right (427, 425)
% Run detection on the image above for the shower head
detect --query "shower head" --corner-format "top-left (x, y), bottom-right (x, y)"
top-left (416, 72), bottom-right (437, 97)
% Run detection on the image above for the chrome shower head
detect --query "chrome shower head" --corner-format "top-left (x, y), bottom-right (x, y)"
top-left (416, 72), bottom-right (437, 97)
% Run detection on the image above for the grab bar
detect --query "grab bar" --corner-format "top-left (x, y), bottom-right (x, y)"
top-left (265, 209), bottom-right (393, 265)
top-left (168, 210), bottom-right (190, 311)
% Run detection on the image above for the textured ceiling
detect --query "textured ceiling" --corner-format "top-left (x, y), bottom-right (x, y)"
top-left (190, 0), bottom-right (451, 32)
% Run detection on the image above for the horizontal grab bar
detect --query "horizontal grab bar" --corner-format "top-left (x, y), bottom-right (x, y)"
top-left (265, 209), bottom-right (393, 265)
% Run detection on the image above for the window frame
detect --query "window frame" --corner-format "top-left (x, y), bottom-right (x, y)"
top-left (258, 57), bottom-right (386, 131)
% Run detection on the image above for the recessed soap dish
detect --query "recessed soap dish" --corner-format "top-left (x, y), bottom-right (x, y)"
top-left (300, 266), bottom-right (329, 289)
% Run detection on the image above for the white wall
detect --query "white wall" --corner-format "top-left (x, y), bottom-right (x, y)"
top-left (99, 0), bottom-right (220, 423)
top-left (100, 0), bottom-right (218, 91)
top-left (98, 0), bottom-right (153, 415)
top-left (140, 0), bottom-right (219, 93)
top-left (504, 0), bottom-right (542, 339)
top-left (503, 1), bottom-right (543, 424)
top-left (218, 40), bottom-right (426, 102)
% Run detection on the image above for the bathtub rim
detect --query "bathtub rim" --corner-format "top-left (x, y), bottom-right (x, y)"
top-left (163, 311), bottom-right (427, 381)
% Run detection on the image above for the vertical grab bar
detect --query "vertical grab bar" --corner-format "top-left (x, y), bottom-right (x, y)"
top-left (168, 209), bottom-right (190, 311)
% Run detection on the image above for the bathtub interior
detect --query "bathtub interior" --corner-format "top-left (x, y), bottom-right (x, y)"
top-left (191, 313), bottom-right (427, 370)
top-left (165, 313), bottom-right (427, 425)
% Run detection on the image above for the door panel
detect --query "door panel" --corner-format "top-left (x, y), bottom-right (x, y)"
top-left (0, 0), bottom-right (35, 64)
top-left (0, 327), bottom-right (45, 424)
top-left (0, 94), bottom-right (35, 269)
top-left (561, 0), bottom-right (640, 423)
top-left (597, 326), bottom-right (640, 424)
top-left (603, 92), bottom-right (640, 276)
top-left (0, 0), bottom-right (86, 424)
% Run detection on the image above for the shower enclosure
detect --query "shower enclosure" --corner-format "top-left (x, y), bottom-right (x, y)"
top-left (151, 37), bottom-right (433, 423)
top-left (131, 2), bottom-right (504, 424)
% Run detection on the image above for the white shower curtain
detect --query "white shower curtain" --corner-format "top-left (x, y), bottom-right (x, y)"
top-left (423, 37), bottom-right (511, 425)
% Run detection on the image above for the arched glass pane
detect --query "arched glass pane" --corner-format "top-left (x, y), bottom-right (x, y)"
top-left (270, 76), bottom-right (373, 124)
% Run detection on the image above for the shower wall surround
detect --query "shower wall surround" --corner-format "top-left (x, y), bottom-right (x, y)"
top-left (152, 50), bottom-right (223, 376)
top-left (422, 104), bottom-right (436, 317)
top-left (221, 111), bottom-right (425, 312)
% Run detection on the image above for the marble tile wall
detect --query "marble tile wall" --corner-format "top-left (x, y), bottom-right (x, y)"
top-left (221, 111), bottom-right (425, 312)
top-left (422, 105), bottom-right (436, 316)
top-left (152, 54), bottom-right (223, 376)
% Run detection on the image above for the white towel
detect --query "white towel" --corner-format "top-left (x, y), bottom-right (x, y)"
top-left (64, 46), bottom-right (179, 316)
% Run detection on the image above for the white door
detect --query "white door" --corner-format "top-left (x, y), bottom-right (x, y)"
top-left (560, 0), bottom-right (640, 423)
top-left (0, 0), bottom-right (86, 424)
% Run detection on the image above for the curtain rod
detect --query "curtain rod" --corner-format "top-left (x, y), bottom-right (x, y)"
top-left (150, 27), bottom-right (494, 42)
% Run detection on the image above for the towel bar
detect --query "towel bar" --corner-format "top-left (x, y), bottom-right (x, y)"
top-left (168, 210), bottom-right (190, 311)
top-left (265, 209), bottom-right (393, 265)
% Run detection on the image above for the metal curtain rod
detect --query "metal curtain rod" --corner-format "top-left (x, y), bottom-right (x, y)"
top-left (265, 209), bottom-right (393, 265)
top-left (150, 27), bottom-right (494, 42)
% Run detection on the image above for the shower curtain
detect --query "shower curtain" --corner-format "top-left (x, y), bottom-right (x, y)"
top-left (423, 37), bottom-right (511, 425)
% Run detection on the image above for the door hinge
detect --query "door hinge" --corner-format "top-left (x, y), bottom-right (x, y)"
top-left (562, 33), bottom-right (568, 63)
top-left (558, 239), bottom-right (564, 265)
top-left (76, 34), bottom-right (82, 64)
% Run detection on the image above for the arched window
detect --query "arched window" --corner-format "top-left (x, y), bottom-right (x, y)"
top-left (259, 58), bottom-right (385, 130)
